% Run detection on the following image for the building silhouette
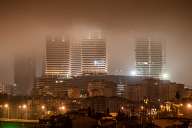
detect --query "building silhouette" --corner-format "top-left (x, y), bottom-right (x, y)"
top-left (14, 55), bottom-right (36, 95)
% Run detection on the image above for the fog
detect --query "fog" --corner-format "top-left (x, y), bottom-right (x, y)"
top-left (0, 0), bottom-right (192, 88)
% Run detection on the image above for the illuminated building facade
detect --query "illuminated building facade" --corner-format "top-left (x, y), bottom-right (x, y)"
top-left (45, 38), bottom-right (70, 77)
top-left (135, 38), bottom-right (167, 79)
top-left (70, 42), bottom-right (82, 76)
top-left (81, 32), bottom-right (107, 75)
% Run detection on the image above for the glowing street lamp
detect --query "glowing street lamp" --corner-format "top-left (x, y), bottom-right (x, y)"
top-left (59, 105), bottom-right (66, 114)
top-left (18, 105), bottom-right (22, 109)
top-left (22, 104), bottom-right (27, 109)
top-left (4, 104), bottom-right (9, 119)
top-left (40, 105), bottom-right (46, 118)
top-left (62, 106), bottom-right (65, 110)
top-left (4, 104), bottom-right (9, 108)
top-left (41, 105), bottom-right (45, 110)
top-left (58, 106), bottom-right (66, 114)
top-left (60, 106), bottom-right (65, 110)
top-left (22, 104), bottom-right (27, 119)
top-left (141, 106), bottom-right (144, 110)
top-left (187, 103), bottom-right (192, 109)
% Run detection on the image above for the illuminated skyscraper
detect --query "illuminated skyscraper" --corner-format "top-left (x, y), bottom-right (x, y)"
top-left (70, 42), bottom-right (82, 76)
top-left (81, 32), bottom-right (107, 75)
top-left (45, 38), bottom-right (70, 77)
top-left (135, 38), bottom-right (167, 79)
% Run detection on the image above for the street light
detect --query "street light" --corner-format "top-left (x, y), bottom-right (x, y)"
top-left (17, 105), bottom-right (22, 119)
top-left (59, 106), bottom-right (65, 110)
top-left (59, 106), bottom-right (66, 114)
top-left (41, 105), bottom-right (45, 110)
top-left (22, 104), bottom-right (27, 120)
top-left (187, 103), bottom-right (192, 109)
top-left (22, 104), bottom-right (27, 109)
top-left (141, 106), bottom-right (144, 110)
top-left (4, 104), bottom-right (8, 108)
top-left (40, 105), bottom-right (46, 118)
top-left (4, 104), bottom-right (9, 119)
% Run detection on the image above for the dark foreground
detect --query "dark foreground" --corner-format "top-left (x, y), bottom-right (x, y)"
top-left (0, 122), bottom-right (37, 128)
top-left (0, 116), bottom-right (191, 128)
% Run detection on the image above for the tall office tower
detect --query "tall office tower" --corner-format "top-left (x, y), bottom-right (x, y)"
top-left (45, 38), bottom-right (70, 78)
top-left (14, 55), bottom-right (36, 95)
top-left (70, 42), bottom-right (82, 76)
top-left (81, 32), bottom-right (107, 75)
top-left (135, 38), bottom-right (166, 79)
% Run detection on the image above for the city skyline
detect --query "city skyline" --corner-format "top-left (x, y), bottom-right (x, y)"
top-left (1, 32), bottom-right (192, 87)
top-left (1, 1), bottom-right (192, 126)
top-left (0, 0), bottom-right (192, 87)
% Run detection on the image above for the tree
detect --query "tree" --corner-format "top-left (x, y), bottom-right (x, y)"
top-left (175, 91), bottom-right (181, 100)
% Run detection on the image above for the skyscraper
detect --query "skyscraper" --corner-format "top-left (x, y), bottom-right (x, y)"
top-left (45, 37), bottom-right (70, 78)
top-left (81, 32), bottom-right (107, 75)
top-left (135, 38), bottom-right (166, 79)
top-left (70, 42), bottom-right (82, 76)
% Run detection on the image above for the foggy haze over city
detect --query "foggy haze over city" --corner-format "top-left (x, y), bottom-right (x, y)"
top-left (1, 0), bottom-right (192, 89)
top-left (2, 1), bottom-right (192, 126)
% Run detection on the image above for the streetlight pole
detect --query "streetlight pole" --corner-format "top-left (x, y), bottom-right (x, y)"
top-left (22, 104), bottom-right (27, 120)
top-left (4, 104), bottom-right (9, 119)
top-left (41, 105), bottom-right (46, 118)
top-left (18, 105), bottom-right (22, 119)
top-left (59, 106), bottom-right (66, 114)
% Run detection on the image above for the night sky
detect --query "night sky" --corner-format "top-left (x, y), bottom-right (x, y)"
top-left (0, 0), bottom-right (192, 87)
